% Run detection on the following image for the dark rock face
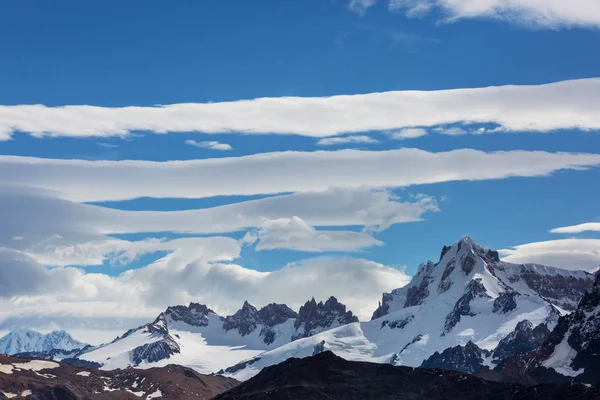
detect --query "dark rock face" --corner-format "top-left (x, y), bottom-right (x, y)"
top-left (0, 354), bottom-right (238, 400)
top-left (443, 279), bottom-right (490, 334)
top-left (441, 259), bottom-right (456, 281)
top-left (493, 320), bottom-right (550, 364)
top-left (312, 340), bottom-right (326, 356)
top-left (223, 301), bottom-right (298, 344)
top-left (493, 291), bottom-right (518, 314)
top-left (214, 351), bottom-right (600, 400)
top-left (131, 337), bottom-right (180, 365)
top-left (461, 250), bottom-right (477, 275)
top-left (257, 303), bottom-right (298, 327)
top-left (257, 304), bottom-right (297, 345)
top-left (500, 265), bottom-right (593, 311)
top-left (292, 297), bottom-right (358, 340)
top-left (489, 274), bottom-right (600, 385)
top-left (380, 315), bottom-right (414, 330)
top-left (421, 341), bottom-right (491, 374)
top-left (405, 262), bottom-right (434, 307)
top-left (223, 301), bottom-right (260, 336)
top-left (568, 274), bottom-right (600, 374)
top-left (371, 292), bottom-right (393, 320)
top-left (162, 302), bottom-right (215, 327)
top-left (439, 245), bottom-right (452, 262)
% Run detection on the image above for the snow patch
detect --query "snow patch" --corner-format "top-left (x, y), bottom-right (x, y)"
top-left (542, 335), bottom-right (584, 377)
top-left (147, 389), bottom-right (163, 399)
top-left (0, 363), bottom-right (14, 374)
top-left (12, 360), bottom-right (59, 371)
top-left (76, 371), bottom-right (91, 377)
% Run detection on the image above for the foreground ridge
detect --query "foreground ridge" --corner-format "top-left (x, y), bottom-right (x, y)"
top-left (0, 353), bottom-right (237, 399)
top-left (214, 351), bottom-right (599, 400)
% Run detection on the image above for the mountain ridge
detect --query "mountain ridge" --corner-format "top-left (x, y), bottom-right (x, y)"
top-left (0, 329), bottom-right (87, 356)
top-left (220, 236), bottom-right (594, 381)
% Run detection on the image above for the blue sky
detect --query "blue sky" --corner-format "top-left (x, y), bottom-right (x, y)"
top-left (0, 0), bottom-right (599, 336)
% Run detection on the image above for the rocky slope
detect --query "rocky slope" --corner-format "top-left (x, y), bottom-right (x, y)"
top-left (0, 354), bottom-right (237, 399)
top-left (0, 329), bottom-right (86, 356)
top-left (222, 236), bottom-right (593, 381)
top-left (421, 319), bottom-right (551, 373)
top-left (483, 272), bottom-right (600, 385)
top-left (76, 297), bottom-right (356, 373)
top-left (214, 351), bottom-right (599, 400)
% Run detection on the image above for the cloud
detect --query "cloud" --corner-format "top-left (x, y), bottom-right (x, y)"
top-left (185, 139), bottom-right (233, 151)
top-left (249, 216), bottom-right (384, 252)
top-left (316, 135), bottom-right (379, 146)
top-left (349, 0), bottom-right (378, 13)
top-left (2, 148), bottom-right (600, 202)
top-left (550, 222), bottom-right (600, 234)
top-left (389, 127), bottom-right (428, 139)
top-left (500, 239), bottom-right (600, 272)
top-left (353, 0), bottom-right (600, 29)
top-left (1, 79), bottom-right (600, 140)
top-left (97, 142), bottom-right (119, 148)
top-left (434, 126), bottom-right (468, 135)
top-left (0, 186), bottom-right (436, 259)
top-left (0, 248), bottom-right (411, 334)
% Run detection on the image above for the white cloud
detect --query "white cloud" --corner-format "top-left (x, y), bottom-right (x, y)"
top-left (250, 216), bottom-right (384, 252)
top-left (97, 142), bottom-right (119, 149)
top-left (0, 246), bottom-right (411, 335)
top-left (316, 135), bottom-right (379, 146)
top-left (500, 238), bottom-right (600, 272)
top-left (1, 79), bottom-right (600, 140)
top-left (185, 139), bottom-right (233, 151)
top-left (435, 126), bottom-right (468, 135)
top-left (0, 186), bottom-right (436, 258)
top-left (550, 222), bottom-right (600, 234)
top-left (349, 0), bottom-right (379, 13)
top-left (389, 127), bottom-right (428, 139)
top-left (2, 148), bottom-right (599, 202)
top-left (356, 0), bottom-right (600, 29)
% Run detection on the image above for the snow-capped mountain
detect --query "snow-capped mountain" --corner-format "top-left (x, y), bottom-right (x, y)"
top-left (77, 297), bottom-right (357, 373)
top-left (421, 320), bottom-right (552, 374)
top-left (0, 329), bottom-right (86, 355)
top-left (497, 271), bottom-right (600, 384)
top-left (222, 236), bottom-right (594, 381)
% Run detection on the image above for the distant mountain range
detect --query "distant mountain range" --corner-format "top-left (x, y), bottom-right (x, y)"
top-left (3, 236), bottom-right (599, 386)
top-left (0, 329), bottom-right (86, 356)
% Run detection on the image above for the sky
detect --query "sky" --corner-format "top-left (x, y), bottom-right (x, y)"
top-left (0, 0), bottom-right (599, 344)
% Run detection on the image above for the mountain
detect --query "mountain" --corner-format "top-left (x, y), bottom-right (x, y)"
top-left (0, 329), bottom-right (86, 356)
top-left (214, 351), bottom-right (599, 400)
top-left (222, 236), bottom-right (593, 381)
top-left (421, 319), bottom-right (551, 374)
top-left (483, 272), bottom-right (600, 385)
top-left (76, 297), bottom-right (357, 373)
top-left (0, 353), bottom-right (237, 399)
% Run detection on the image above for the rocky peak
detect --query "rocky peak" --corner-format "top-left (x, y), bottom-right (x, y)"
top-left (223, 301), bottom-right (260, 336)
top-left (292, 296), bottom-right (358, 340)
top-left (161, 302), bottom-right (215, 327)
top-left (421, 340), bottom-right (491, 374)
top-left (0, 329), bottom-right (86, 355)
top-left (564, 273), bottom-right (600, 373)
top-left (492, 320), bottom-right (551, 364)
top-left (256, 303), bottom-right (298, 327)
top-left (372, 236), bottom-right (593, 323)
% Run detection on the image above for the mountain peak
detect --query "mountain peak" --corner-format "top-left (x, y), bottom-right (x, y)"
top-left (292, 297), bottom-right (358, 340)
top-left (161, 302), bottom-right (215, 327)
top-left (0, 329), bottom-right (86, 355)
